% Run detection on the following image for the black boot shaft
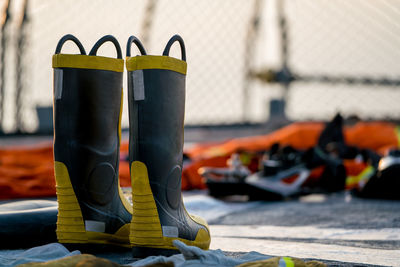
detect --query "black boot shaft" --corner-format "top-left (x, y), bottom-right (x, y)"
top-left (53, 35), bottom-right (131, 235)
top-left (127, 35), bottom-right (209, 246)
top-left (129, 68), bottom-right (185, 209)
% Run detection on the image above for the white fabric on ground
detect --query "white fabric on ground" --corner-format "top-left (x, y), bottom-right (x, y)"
top-left (0, 194), bottom-right (264, 266)
top-left (0, 243), bottom-right (80, 267)
top-left (0, 241), bottom-right (271, 267)
top-left (129, 240), bottom-right (270, 267)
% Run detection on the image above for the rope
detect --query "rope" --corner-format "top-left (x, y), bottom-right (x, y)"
top-left (277, 0), bottom-right (290, 102)
top-left (0, 0), bottom-right (10, 132)
top-left (140, 0), bottom-right (157, 47)
top-left (242, 0), bottom-right (263, 122)
top-left (15, 0), bottom-right (29, 133)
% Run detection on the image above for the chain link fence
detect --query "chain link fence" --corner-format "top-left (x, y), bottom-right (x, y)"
top-left (284, 0), bottom-right (400, 120)
top-left (0, 0), bottom-right (399, 134)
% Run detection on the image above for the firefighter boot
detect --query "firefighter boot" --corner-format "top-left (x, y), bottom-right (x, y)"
top-left (126, 35), bottom-right (211, 256)
top-left (52, 35), bottom-right (132, 249)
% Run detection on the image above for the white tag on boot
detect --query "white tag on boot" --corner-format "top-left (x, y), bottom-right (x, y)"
top-left (162, 226), bottom-right (179, 237)
top-left (132, 70), bottom-right (145, 101)
top-left (85, 220), bottom-right (105, 233)
top-left (54, 69), bottom-right (63, 100)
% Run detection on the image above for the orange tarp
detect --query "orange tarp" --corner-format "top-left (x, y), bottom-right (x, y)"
top-left (182, 122), bottom-right (399, 190)
top-left (0, 142), bottom-right (131, 200)
top-left (0, 121), bottom-right (398, 199)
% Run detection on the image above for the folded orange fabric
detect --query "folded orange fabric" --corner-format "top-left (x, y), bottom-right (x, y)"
top-left (182, 122), bottom-right (399, 190)
top-left (0, 121), bottom-right (398, 198)
top-left (0, 142), bottom-right (131, 200)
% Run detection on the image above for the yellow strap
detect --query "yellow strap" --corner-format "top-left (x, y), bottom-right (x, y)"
top-left (52, 54), bottom-right (124, 72)
top-left (346, 165), bottom-right (375, 187)
top-left (280, 257), bottom-right (295, 267)
top-left (396, 125), bottom-right (400, 148)
top-left (239, 153), bottom-right (251, 165)
top-left (126, 55), bottom-right (187, 75)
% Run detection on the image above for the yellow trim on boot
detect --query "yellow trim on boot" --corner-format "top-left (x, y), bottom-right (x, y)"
top-left (396, 125), bottom-right (400, 148)
top-left (119, 186), bottom-right (133, 215)
top-left (117, 88), bottom-right (133, 215)
top-left (52, 54), bottom-right (124, 72)
top-left (85, 223), bottom-right (131, 247)
top-left (130, 161), bottom-right (211, 250)
top-left (118, 89), bottom-right (123, 145)
top-left (54, 161), bottom-right (87, 243)
top-left (54, 161), bottom-right (131, 247)
top-left (126, 55), bottom-right (187, 75)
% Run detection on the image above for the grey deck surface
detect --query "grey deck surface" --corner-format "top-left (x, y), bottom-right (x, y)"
top-left (98, 192), bottom-right (400, 266)
top-left (0, 130), bottom-right (399, 266)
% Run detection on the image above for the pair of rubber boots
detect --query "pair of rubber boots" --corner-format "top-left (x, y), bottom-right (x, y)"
top-left (52, 34), bottom-right (210, 256)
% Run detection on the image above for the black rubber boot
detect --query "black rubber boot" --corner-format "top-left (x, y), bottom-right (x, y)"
top-left (52, 35), bottom-right (132, 249)
top-left (126, 35), bottom-right (211, 257)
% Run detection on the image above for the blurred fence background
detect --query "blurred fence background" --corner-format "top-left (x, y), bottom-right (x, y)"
top-left (0, 0), bottom-right (400, 134)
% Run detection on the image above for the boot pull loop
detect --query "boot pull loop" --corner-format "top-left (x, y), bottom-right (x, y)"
top-left (55, 34), bottom-right (86, 55)
top-left (89, 35), bottom-right (122, 59)
top-left (162, 34), bottom-right (186, 61)
top-left (126, 36), bottom-right (147, 57)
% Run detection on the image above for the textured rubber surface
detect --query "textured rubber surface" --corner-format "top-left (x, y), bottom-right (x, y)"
top-left (53, 41), bottom-right (131, 247)
top-left (53, 67), bottom-right (130, 234)
top-left (128, 68), bottom-right (206, 240)
top-left (127, 38), bottom-right (211, 254)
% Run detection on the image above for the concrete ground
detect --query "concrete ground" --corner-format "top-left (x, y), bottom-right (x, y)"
top-left (93, 191), bottom-right (399, 266)
top-left (2, 188), bottom-right (397, 266)
top-left (208, 192), bottom-right (400, 266)
top-left (1, 130), bottom-right (399, 266)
